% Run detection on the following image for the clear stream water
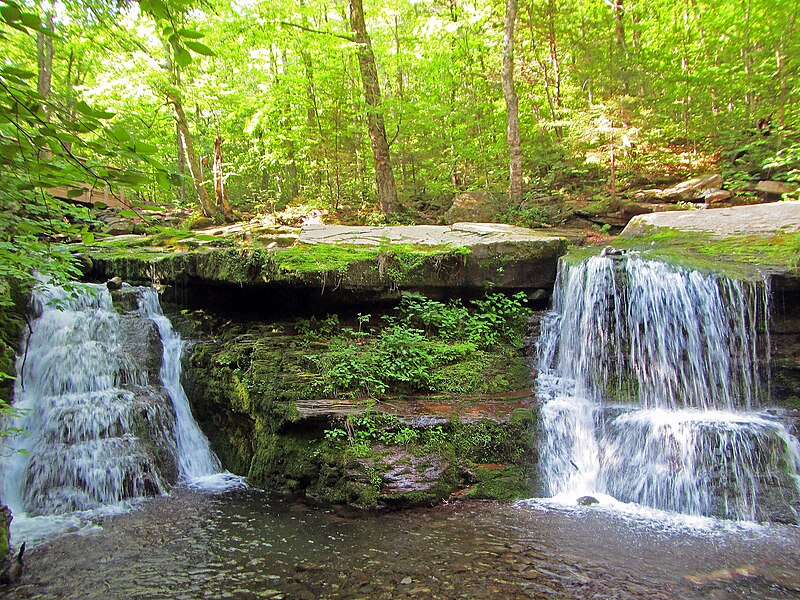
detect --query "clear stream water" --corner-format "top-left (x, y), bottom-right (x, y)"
top-left (7, 487), bottom-right (800, 599)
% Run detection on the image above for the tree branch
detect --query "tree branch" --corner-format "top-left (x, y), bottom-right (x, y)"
top-left (279, 21), bottom-right (355, 42)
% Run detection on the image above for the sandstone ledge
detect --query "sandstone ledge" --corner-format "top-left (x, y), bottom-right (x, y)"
top-left (83, 223), bottom-right (568, 300)
top-left (622, 201), bottom-right (800, 238)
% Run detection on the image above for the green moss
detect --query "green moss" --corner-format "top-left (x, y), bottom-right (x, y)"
top-left (464, 465), bottom-right (530, 501)
top-left (449, 410), bottom-right (537, 465)
top-left (0, 288), bottom-right (26, 403)
top-left (582, 197), bottom-right (621, 217)
top-left (429, 349), bottom-right (531, 394)
top-left (0, 505), bottom-right (9, 559)
top-left (616, 228), bottom-right (800, 276)
top-left (783, 396), bottom-right (800, 410)
top-left (248, 430), bottom-right (321, 492)
top-left (272, 243), bottom-right (380, 274)
top-left (180, 300), bottom-right (538, 509)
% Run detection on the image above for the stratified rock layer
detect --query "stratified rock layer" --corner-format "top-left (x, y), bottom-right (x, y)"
top-left (84, 223), bottom-right (567, 305)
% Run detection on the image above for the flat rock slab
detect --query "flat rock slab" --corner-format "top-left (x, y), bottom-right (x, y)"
top-left (623, 201), bottom-right (800, 237)
top-left (295, 392), bottom-right (534, 425)
top-left (85, 222), bottom-right (568, 300)
top-left (299, 222), bottom-right (563, 247)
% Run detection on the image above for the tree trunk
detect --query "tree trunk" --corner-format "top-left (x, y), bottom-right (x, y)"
top-left (501, 0), bottom-right (522, 206)
top-left (36, 9), bottom-right (54, 117)
top-left (349, 0), bottom-right (398, 215)
top-left (547, 0), bottom-right (563, 139)
top-left (167, 91), bottom-right (216, 218)
top-left (614, 0), bottom-right (626, 55)
top-left (213, 134), bottom-right (234, 221)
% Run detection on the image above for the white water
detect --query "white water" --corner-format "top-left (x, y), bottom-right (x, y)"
top-left (537, 255), bottom-right (800, 522)
top-left (0, 282), bottom-right (242, 545)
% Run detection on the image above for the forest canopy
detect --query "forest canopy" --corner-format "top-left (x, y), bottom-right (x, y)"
top-left (1, 0), bottom-right (799, 285)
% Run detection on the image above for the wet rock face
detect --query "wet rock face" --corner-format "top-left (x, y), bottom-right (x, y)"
top-left (117, 315), bottom-right (163, 385)
top-left (770, 277), bottom-right (800, 409)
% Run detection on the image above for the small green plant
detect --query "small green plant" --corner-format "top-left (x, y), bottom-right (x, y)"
top-left (305, 292), bottom-right (531, 398)
top-left (296, 314), bottom-right (340, 338)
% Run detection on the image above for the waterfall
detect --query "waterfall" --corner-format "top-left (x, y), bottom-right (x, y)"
top-left (0, 282), bottom-right (241, 541)
top-left (138, 288), bottom-right (240, 489)
top-left (537, 254), bottom-right (800, 522)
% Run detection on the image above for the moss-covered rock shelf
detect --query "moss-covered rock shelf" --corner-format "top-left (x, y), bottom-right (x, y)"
top-left (178, 293), bottom-right (539, 508)
top-left (81, 223), bottom-right (567, 302)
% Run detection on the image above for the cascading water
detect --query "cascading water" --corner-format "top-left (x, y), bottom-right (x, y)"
top-left (537, 254), bottom-right (800, 522)
top-left (0, 282), bottom-right (241, 542)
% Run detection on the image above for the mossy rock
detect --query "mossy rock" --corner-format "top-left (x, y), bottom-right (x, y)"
top-left (0, 505), bottom-right (9, 560)
top-left (463, 465), bottom-right (531, 501)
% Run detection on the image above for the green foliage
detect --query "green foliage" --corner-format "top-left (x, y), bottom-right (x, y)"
top-left (1, 0), bottom-right (796, 224)
top-left (324, 403), bottom-right (421, 458)
top-left (305, 292), bottom-right (532, 399)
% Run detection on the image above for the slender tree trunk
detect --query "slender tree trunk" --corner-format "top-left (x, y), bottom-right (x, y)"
top-left (167, 91), bottom-right (216, 218)
top-left (171, 67), bottom-right (187, 202)
top-left (349, 0), bottom-right (398, 215)
top-left (777, 1), bottom-right (798, 148)
top-left (177, 122), bottom-right (186, 201)
top-left (36, 9), bottom-right (54, 117)
top-left (682, 0), bottom-right (693, 143)
top-left (547, 0), bottom-right (562, 135)
top-left (614, 0), bottom-right (626, 54)
top-left (502, 0), bottom-right (523, 206)
top-left (613, 0), bottom-right (628, 93)
top-left (213, 134), bottom-right (234, 220)
top-left (742, 0), bottom-right (754, 118)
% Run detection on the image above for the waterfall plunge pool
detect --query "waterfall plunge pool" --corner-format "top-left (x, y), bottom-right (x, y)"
top-left (6, 487), bottom-right (800, 599)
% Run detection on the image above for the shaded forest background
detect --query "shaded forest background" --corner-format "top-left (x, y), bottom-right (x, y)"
top-left (2, 0), bottom-right (800, 242)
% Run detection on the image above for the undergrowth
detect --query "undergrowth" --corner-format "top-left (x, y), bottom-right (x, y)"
top-left (301, 292), bottom-right (532, 399)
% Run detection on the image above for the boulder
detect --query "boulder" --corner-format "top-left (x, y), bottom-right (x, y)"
top-left (633, 189), bottom-right (664, 202)
top-left (622, 200), bottom-right (800, 237)
top-left (577, 495), bottom-right (600, 506)
top-left (660, 174), bottom-right (723, 203)
top-left (104, 218), bottom-right (135, 236)
top-left (705, 190), bottom-right (733, 205)
top-left (755, 180), bottom-right (799, 197)
top-left (443, 191), bottom-right (503, 224)
top-left (621, 202), bottom-right (654, 217)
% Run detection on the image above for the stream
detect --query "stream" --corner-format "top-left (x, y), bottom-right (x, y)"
top-left (7, 487), bottom-right (800, 599)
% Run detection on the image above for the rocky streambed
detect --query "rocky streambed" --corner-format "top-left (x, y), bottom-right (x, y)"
top-left (8, 487), bottom-right (800, 599)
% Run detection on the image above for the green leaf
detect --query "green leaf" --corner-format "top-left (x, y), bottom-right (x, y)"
top-left (177, 28), bottom-right (204, 39)
top-left (155, 170), bottom-right (171, 190)
top-left (174, 46), bottom-right (192, 67)
top-left (143, 155), bottom-right (166, 170)
top-left (19, 12), bottom-right (41, 28)
top-left (109, 126), bottom-right (130, 142)
top-left (0, 66), bottom-right (34, 79)
top-left (67, 188), bottom-right (86, 198)
top-left (184, 40), bottom-right (215, 56)
top-left (118, 210), bottom-right (139, 219)
top-left (145, 0), bottom-right (170, 20)
top-left (132, 142), bottom-right (158, 155)
top-left (0, 5), bottom-right (22, 23)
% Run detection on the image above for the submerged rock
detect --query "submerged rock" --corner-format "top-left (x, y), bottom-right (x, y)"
top-left (576, 496), bottom-right (599, 506)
